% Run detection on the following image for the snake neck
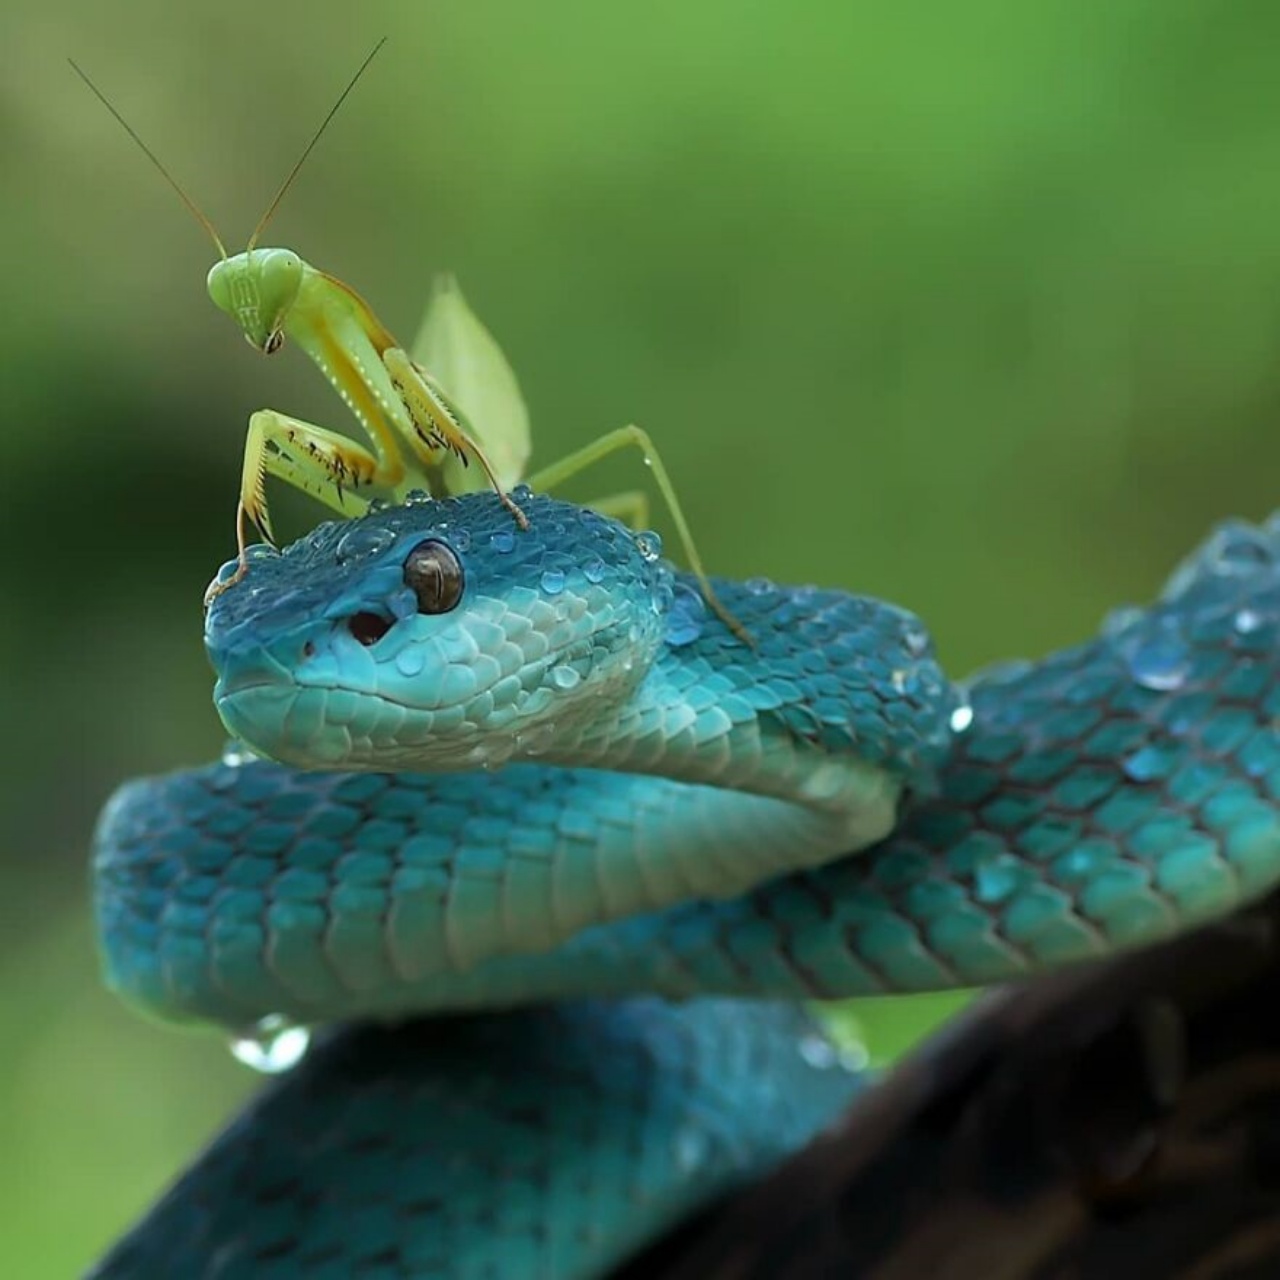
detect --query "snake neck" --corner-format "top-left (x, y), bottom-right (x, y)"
top-left (486, 576), bottom-right (960, 841)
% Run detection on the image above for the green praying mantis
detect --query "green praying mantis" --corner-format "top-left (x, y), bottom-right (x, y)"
top-left (71, 42), bottom-right (747, 640)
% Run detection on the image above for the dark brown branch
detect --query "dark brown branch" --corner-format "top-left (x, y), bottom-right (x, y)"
top-left (621, 890), bottom-right (1280, 1280)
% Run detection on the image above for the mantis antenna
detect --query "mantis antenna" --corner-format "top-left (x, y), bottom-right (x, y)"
top-left (67, 57), bottom-right (228, 258)
top-left (247, 37), bottom-right (387, 249)
top-left (69, 37), bottom-right (387, 258)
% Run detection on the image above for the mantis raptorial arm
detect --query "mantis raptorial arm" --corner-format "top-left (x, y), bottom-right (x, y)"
top-left (383, 348), bottom-right (529, 529)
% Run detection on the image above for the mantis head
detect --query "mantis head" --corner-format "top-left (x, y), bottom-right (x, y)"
top-left (207, 250), bottom-right (304, 354)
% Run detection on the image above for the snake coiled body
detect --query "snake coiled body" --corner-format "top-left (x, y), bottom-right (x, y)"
top-left (88, 492), bottom-right (1280, 1278)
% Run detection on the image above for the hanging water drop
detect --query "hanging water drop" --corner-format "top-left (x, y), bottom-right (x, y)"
top-left (797, 1033), bottom-right (839, 1069)
top-left (229, 1014), bottom-right (310, 1074)
top-left (838, 1042), bottom-right (870, 1072)
top-left (220, 739), bottom-right (260, 768)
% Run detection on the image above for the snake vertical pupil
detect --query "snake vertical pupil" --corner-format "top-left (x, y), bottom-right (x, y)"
top-left (404, 539), bottom-right (464, 614)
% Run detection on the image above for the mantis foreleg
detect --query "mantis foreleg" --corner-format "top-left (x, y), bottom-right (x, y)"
top-left (383, 348), bottom-right (529, 530)
top-left (205, 412), bottom-right (384, 604)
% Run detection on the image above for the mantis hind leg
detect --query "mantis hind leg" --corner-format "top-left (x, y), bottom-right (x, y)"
top-left (525, 425), bottom-right (750, 645)
top-left (584, 490), bottom-right (649, 531)
top-left (205, 411), bottom-right (387, 605)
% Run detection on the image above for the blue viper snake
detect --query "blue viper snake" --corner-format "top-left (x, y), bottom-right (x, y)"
top-left (88, 488), bottom-right (1280, 1277)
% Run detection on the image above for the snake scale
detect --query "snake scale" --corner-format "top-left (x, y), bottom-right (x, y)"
top-left (86, 487), bottom-right (1280, 1278)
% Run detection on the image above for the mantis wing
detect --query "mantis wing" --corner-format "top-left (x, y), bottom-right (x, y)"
top-left (410, 274), bottom-right (532, 494)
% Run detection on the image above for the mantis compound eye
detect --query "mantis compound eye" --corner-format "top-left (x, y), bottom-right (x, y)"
top-left (404, 540), bottom-right (464, 614)
top-left (264, 330), bottom-right (285, 354)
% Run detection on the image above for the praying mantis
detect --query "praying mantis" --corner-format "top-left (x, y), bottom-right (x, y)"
top-left (71, 43), bottom-right (746, 639)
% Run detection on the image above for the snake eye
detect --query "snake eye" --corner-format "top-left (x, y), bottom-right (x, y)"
top-left (404, 539), bottom-right (464, 614)
top-left (264, 330), bottom-right (284, 354)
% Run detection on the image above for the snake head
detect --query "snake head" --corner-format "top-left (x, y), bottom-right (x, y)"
top-left (204, 492), bottom-right (673, 770)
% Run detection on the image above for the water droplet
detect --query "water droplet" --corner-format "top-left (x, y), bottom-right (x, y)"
top-left (583, 556), bottom-right (607, 584)
top-left (229, 1015), bottom-right (310, 1074)
top-left (367, 498), bottom-right (389, 514)
top-left (635, 531), bottom-right (663, 562)
top-left (512, 484), bottom-right (534, 501)
top-left (404, 488), bottom-right (432, 506)
top-left (1235, 608), bottom-right (1264, 634)
top-left (220, 739), bottom-right (260, 767)
top-left (1211, 523), bottom-right (1272, 569)
top-left (452, 529), bottom-right (471, 552)
top-left (335, 524), bottom-right (397, 564)
top-left (666, 617), bottom-right (702, 646)
top-left (550, 664), bottom-right (581, 691)
top-left (1123, 625), bottom-right (1191, 692)
top-left (490, 530), bottom-right (515, 553)
top-left (838, 1043), bottom-right (870, 1072)
top-left (304, 521), bottom-right (340, 550)
top-left (798, 1033), bottom-right (839, 1069)
top-left (244, 544), bottom-right (277, 564)
top-left (903, 622), bottom-right (930, 657)
top-left (745, 577), bottom-right (772, 596)
top-left (540, 569), bottom-right (565, 595)
top-left (949, 703), bottom-right (975, 733)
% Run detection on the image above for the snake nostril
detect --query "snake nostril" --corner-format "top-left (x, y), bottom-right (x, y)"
top-left (302, 641), bottom-right (315, 658)
top-left (348, 612), bottom-right (393, 647)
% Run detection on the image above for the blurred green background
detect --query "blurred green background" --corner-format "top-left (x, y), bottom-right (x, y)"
top-left (7, 0), bottom-right (1280, 1272)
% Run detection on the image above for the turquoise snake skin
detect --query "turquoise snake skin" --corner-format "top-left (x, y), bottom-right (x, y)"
top-left (89, 490), bottom-right (1280, 1277)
